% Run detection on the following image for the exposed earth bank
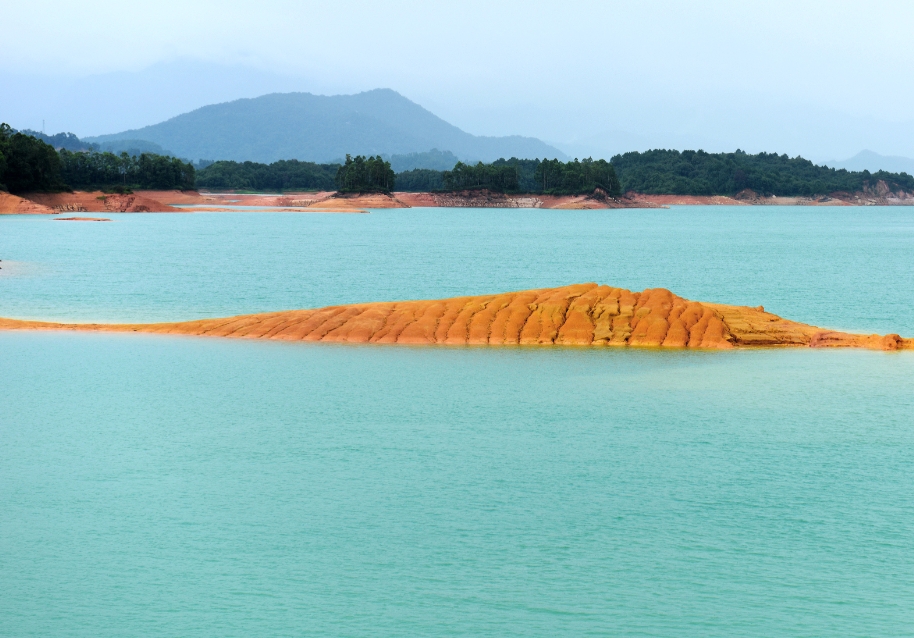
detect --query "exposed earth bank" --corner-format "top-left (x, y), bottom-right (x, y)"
top-left (0, 192), bottom-right (56, 214)
top-left (393, 190), bottom-right (652, 209)
top-left (628, 181), bottom-right (914, 207)
top-left (3, 191), bottom-right (179, 213)
top-left (130, 190), bottom-right (640, 211)
top-left (1, 284), bottom-right (908, 351)
top-left (5, 182), bottom-right (914, 214)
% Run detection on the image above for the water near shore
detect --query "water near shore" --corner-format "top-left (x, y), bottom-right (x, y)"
top-left (2, 206), bottom-right (913, 334)
top-left (2, 206), bottom-right (914, 636)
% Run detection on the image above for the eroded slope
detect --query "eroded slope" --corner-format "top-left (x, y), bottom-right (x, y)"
top-left (1, 284), bottom-right (909, 350)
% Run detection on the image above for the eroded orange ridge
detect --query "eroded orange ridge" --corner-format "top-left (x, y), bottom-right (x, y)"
top-left (1, 284), bottom-right (909, 350)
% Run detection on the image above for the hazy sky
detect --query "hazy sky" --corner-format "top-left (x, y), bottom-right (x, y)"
top-left (3, 0), bottom-right (913, 160)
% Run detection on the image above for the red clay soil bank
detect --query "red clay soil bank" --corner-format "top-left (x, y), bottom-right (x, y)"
top-left (623, 192), bottom-right (855, 206)
top-left (0, 192), bottom-right (55, 214)
top-left (187, 188), bottom-right (914, 210)
top-left (627, 183), bottom-right (914, 207)
top-left (146, 191), bottom-right (391, 212)
top-left (137, 187), bottom-right (914, 211)
top-left (292, 192), bottom-right (406, 212)
top-left (21, 191), bottom-right (178, 212)
top-left (394, 191), bottom-right (656, 209)
top-left (14, 185), bottom-right (911, 215)
top-left (162, 190), bottom-right (657, 211)
top-left (1, 284), bottom-right (909, 351)
top-left (144, 190), bottom-right (339, 208)
top-left (138, 190), bottom-right (220, 205)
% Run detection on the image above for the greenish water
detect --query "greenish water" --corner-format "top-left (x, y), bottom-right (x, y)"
top-left (1, 207), bottom-right (913, 636)
top-left (2, 206), bottom-right (913, 333)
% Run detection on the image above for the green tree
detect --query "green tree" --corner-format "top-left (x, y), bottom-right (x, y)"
top-left (336, 155), bottom-right (395, 192)
top-left (196, 159), bottom-right (338, 191)
top-left (0, 123), bottom-right (64, 193)
top-left (442, 161), bottom-right (519, 191)
top-left (609, 149), bottom-right (914, 196)
top-left (58, 148), bottom-right (195, 191)
top-left (393, 168), bottom-right (445, 191)
top-left (435, 157), bottom-right (620, 196)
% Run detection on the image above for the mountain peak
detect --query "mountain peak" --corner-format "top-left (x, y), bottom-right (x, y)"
top-left (87, 90), bottom-right (565, 164)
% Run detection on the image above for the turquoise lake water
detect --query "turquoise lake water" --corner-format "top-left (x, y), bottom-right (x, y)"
top-left (2, 207), bottom-right (913, 636)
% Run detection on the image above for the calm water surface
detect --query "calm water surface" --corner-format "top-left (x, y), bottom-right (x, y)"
top-left (1, 207), bottom-right (913, 636)
top-left (1, 206), bottom-right (913, 333)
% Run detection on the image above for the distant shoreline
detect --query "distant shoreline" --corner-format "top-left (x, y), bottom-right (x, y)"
top-left (3, 187), bottom-right (913, 215)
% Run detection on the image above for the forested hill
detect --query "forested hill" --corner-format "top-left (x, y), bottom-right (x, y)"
top-left (611, 149), bottom-right (914, 196)
top-left (394, 152), bottom-right (914, 197)
top-left (0, 124), bottom-right (194, 193)
top-left (197, 152), bottom-right (914, 198)
top-left (86, 90), bottom-right (565, 164)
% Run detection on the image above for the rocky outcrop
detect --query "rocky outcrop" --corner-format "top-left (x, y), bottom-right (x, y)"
top-left (1, 284), bottom-right (909, 351)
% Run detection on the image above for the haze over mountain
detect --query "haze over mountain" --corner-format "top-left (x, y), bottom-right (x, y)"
top-left (4, 3), bottom-right (913, 164)
top-left (86, 90), bottom-right (566, 164)
top-left (826, 150), bottom-right (914, 175)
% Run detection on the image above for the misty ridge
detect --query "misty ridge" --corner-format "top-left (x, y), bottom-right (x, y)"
top-left (85, 90), bottom-right (566, 165)
top-left (22, 129), bottom-right (175, 158)
top-left (69, 85), bottom-right (914, 179)
top-left (6, 83), bottom-right (914, 199)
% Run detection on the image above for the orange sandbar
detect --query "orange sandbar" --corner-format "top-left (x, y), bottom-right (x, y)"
top-left (0, 284), bottom-right (909, 350)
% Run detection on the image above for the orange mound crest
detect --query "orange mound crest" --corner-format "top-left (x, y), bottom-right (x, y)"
top-left (0, 284), bottom-right (909, 351)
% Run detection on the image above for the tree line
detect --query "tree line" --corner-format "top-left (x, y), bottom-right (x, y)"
top-left (195, 155), bottom-right (397, 193)
top-left (6, 124), bottom-right (914, 198)
top-left (196, 159), bottom-right (338, 191)
top-left (59, 149), bottom-right (195, 191)
top-left (0, 124), bottom-right (66, 192)
top-left (0, 123), bottom-right (195, 193)
top-left (399, 152), bottom-right (914, 197)
top-left (335, 155), bottom-right (396, 193)
top-left (610, 149), bottom-right (914, 196)
top-left (394, 168), bottom-right (445, 191)
top-left (399, 157), bottom-right (622, 196)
